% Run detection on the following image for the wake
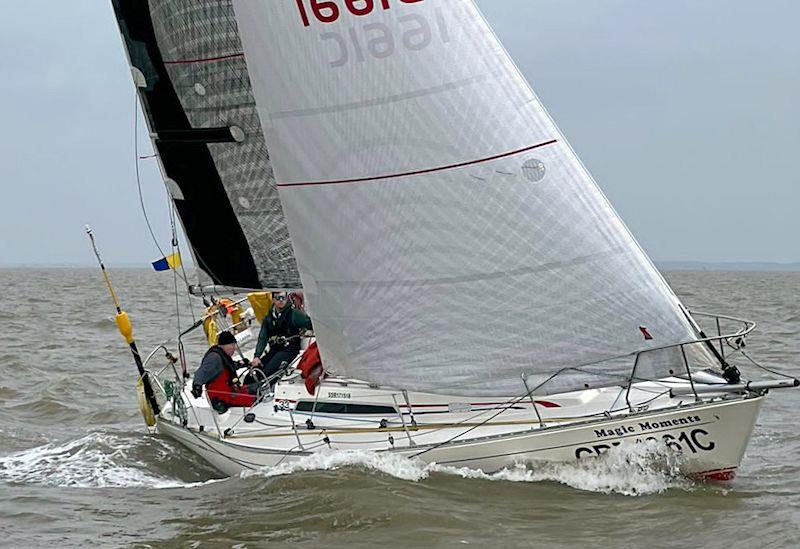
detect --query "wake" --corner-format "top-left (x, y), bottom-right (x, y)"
top-left (1, 432), bottom-right (693, 495)
top-left (246, 439), bottom-right (692, 496)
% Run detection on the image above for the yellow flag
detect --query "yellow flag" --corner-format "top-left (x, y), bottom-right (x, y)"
top-left (166, 252), bottom-right (182, 270)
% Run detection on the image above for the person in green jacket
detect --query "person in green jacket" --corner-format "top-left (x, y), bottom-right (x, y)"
top-left (251, 291), bottom-right (312, 378)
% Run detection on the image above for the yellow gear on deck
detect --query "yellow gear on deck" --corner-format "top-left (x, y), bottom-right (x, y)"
top-left (202, 298), bottom-right (248, 345)
top-left (203, 315), bottom-right (219, 346)
top-left (247, 292), bottom-right (272, 322)
top-left (137, 377), bottom-right (157, 427)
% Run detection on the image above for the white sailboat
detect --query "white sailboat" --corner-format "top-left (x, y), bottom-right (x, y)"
top-left (108, 0), bottom-right (797, 481)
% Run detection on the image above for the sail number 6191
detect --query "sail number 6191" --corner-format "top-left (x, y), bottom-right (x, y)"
top-left (295, 0), bottom-right (425, 27)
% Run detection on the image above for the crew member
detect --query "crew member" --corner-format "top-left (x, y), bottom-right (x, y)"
top-left (191, 331), bottom-right (256, 412)
top-left (252, 291), bottom-right (312, 377)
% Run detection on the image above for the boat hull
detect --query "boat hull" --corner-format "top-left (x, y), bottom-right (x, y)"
top-left (158, 395), bottom-right (763, 480)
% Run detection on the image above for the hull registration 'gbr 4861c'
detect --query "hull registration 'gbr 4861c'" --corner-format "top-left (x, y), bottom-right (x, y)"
top-left (104, 0), bottom-right (798, 481)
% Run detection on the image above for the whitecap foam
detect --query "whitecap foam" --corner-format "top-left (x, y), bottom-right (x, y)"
top-left (434, 440), bottom-right (691, 496)
top-left (245, 440), bottom-right (691, 496)
top-left (0, 432), bottom-right (219, 489)
top-left (244, 448), bottom-right (432, 482)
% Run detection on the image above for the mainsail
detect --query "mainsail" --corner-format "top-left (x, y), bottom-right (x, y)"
top-left (111, 0), bottom-right (301, 290)
top-left (231, 0), bottom-right (718, 396)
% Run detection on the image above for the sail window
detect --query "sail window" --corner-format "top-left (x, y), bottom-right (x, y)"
top-left (295, 401), bottom-right (398, 415)
top-left (521, 158), bottom-right (546, 182)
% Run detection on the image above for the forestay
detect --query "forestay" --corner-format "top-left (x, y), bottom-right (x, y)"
top-left (233, 0), bottom-right (715, 395)
top-left (112, 0), bottom-right (300, 290)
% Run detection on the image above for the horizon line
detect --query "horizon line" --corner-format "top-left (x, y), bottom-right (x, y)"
top-left (2, 260), bottom-right (799, 271)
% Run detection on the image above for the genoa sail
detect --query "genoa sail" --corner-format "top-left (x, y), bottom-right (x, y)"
top-left (232, 0), bottom-right (717, 396)
top-left (111, 0), bottom-right (301, 290)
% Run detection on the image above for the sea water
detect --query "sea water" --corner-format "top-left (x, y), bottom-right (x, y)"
top-left (1, 268), bottom-right (798, 547)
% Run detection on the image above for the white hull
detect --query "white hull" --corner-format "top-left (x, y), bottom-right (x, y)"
top-left (157, 375), bottom-right (764, 481)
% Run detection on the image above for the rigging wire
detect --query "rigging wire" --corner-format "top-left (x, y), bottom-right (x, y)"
top-left (167, 190), bottom-right (181, 334)
top-left (135, 88), bottom-right (207, 340)
top-left (170, 200), bottom-right (198, 323)
top-left (408, 362), bottom-right (672, 460)
top-left (136, 20), bottom-right (241, 300)
top-left (133, 91), bottom-right (190, 287)
top-left (740, 349), bottom-right (798, 380)
top-left (408, 335), bottom-right (784, 460)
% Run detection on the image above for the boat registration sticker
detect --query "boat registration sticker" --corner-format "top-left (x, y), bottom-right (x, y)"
top-left (448, 402), bottom-right (472, 413)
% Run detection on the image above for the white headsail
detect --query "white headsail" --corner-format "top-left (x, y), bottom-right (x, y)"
top-left (233, 0), bottom-right (714, 395)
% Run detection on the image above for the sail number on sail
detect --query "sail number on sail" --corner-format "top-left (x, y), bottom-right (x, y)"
top-left (320, 9), bottom-right (449, 67)
top-left (295, 0), bottom-right (425, 27)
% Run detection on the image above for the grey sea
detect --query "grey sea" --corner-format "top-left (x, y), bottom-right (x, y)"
top-left (1, 268), bottom-right (798, 548)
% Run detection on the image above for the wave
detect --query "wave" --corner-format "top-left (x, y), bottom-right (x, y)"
top-left (0, 431), bottom-right (694, 496)
top-left (245, 440), bottom-right (692, 496)
top-left (0, 432), bottom-right (220, 489)
top-left (437, 442), bottom-right (691, 496)
top-left (0, 385), bottom-right (22, 400)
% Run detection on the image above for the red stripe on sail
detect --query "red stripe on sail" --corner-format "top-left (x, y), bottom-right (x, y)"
top-left (277, 140), bottom-right (559, 188)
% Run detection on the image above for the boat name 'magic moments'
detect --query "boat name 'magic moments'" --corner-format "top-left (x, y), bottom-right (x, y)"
top-left (593, 414), bottom-right (704, 439)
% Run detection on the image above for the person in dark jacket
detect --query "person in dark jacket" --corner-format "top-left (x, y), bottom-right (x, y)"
top-left (191, 331), bottom-right (256, 412)
top-left (252, 291), bottom-right (312, 378)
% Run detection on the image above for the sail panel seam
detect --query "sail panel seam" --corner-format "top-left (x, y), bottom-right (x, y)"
top-left (270, 72), bottom-right (495, 120)
top-left (163, 52), bottom-right (244, 65)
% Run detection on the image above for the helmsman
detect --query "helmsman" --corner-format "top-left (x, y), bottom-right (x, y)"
top-left (191, 330), bottom-right (256, 412)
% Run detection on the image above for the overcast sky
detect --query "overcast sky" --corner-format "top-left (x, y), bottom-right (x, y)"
top-left (0, 1), bottom-right (797, 266)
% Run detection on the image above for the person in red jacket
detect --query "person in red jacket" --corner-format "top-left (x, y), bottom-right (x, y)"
top-left (191, 331), bottom-right (256, 412)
